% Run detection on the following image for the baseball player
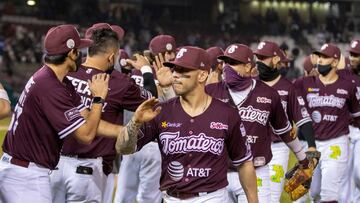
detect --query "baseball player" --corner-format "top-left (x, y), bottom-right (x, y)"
top-left (206, 46), bottom-right (224, 84)
top-left (0, 83), bottom-right (11, 119)
top-left (116, 46), bottom-right (259, 203)
top-left (205, 43), bottom-right (310, 203)
top-left (294, 43), bottom-right (360, 202)
top-left (115, 34), bottom-right (177, 203)
top-left (253, 41), bottom-right (317, 203)
top-left (0, 24), bottom-right (120, 203)
top-left (336, 39), bottom-right (360, 203)
top-left (50, 23), bottom-right (155, 203)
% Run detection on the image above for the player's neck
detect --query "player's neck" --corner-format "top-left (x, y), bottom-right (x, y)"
top-left (46, 63), bottom-right (69, 82)
top-left (263, 74), bottom-right (281, 87)
top-left (180, 89), bottom-right (211, 117)
top-left (83, 57), bottom-right (108, 71)
top-left (319, 69), bottom-right (339, 85)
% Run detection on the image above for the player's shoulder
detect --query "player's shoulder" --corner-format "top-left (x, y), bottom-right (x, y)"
top-left (337, 75), bottom-right (356, 88)
top-left (255, 79), bottom-right (279, 94)
top-left (205, 81), bottom-right (228, 96)
top-left (211, 97), bottom-right (237, 111)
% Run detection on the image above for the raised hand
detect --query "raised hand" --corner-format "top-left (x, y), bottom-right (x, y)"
top-left (88, 73), bottom-right (110, 99)
top-left (153, 53), bottom-right (173, 87)
top-left (126, 54), bottom-right (151, 70)
top-left (133, 97), bottom-right (161, 123)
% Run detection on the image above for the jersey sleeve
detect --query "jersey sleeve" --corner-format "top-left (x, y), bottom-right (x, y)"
top-left (120, 78), bottom-right (152, 112)
top-left (226, 110), bottom-right (252, 167)
top-left (136, 115), bottom-right (159, 151)
top-left (348, 84), bottom-right (360, 118)
top-left (41, 87), bottom-right (85, 139)
top-left (270, 93), bottom-right (292, 135)
top-left (288, 86), bottom-right (312, 127)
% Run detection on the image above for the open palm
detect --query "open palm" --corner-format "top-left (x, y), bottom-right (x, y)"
top-left (153, 54), bottom-right (173, 87)
top-left (133, 98), bottom-right (162, 123)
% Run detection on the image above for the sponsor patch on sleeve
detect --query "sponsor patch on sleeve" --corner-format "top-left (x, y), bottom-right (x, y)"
top-left (64, 107), bottom-right (81, 121)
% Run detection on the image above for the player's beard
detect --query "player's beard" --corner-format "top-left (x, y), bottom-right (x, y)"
top-left (70, 52), bottom-right (83, 72)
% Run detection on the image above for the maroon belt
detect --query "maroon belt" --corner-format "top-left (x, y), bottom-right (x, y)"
top-left (10, 157), bottom-right (30, 168)
top-left (166, 189), bottom-right (217, 200)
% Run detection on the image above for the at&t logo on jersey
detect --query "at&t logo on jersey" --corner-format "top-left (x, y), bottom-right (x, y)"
top-left (210, 122), bottom-right (228, 130)
top-left (167, 161), bottom-right (184, 181)
top-left (238, 105), bottom-right (270, 126)
top-left (256, 97), bottom-right (272, 104)
top-left (159, 132), bottom-right (224, 155)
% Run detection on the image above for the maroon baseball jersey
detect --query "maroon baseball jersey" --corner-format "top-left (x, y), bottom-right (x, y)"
top-left (294, 76), bottom-right (360, 140)
top-left (2, 66), bottom-right (85, 169)
top-left (206, 80), bottom-right (291, 167)
top-left (337, 68), bottom-right (360, 128)
top-left (270, 77), bottom-right (312, 142)
top-left (137, 97), bottom-right (252, 193)
top-left (131, 67), bottom-right (157, 87)
top-left (61, 65), bottom-right (151, 160)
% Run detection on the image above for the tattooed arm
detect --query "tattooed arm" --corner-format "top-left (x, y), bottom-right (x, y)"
top-left (115, 98), bottom-right (161, 154)
top-left (116, 118), bottom-right (142, 154)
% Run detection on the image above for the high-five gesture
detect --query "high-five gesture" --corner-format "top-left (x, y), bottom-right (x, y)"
top-left (126, 54), bottom-right (151, 70)
top-left (153, 53), bottom-right (173, 87)
top-left (133, 97), bottom-right (161, 124)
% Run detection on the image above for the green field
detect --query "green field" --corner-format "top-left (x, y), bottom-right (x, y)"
top-left (0, 117), bottom-right (307, 203)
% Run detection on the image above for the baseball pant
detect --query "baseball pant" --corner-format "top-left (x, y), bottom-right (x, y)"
top-left (114, 142), bottom-right (162, 203)
top-left (310, 135), bottom-right (349, 202)
top-left (102, 173), bottom-right (116, 203)
top-left (0, 153), bottom-right (52, 203)
top-left (162, 187), bottom-right (228, 203)
top-left (50, 155), bottom-right (106, 203)
top-left (226, 165), bottom-right (270, 203)
top-left (269, 142), bottom-right (290, 203)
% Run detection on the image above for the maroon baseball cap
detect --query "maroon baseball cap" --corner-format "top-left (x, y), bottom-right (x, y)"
top-left (254, 41), bottom-right (289, 62)
top-left (149, 35), bottom-right (176, 55)
top-left (163, 46), bottom-right (210, 71)
top-left (218, 44), bottom-right (253, 64)
top-left (313, 43), bottom-right (340, 59)
top-left (44, 24), bottom-right (93, 55)
top-left (119, 49), bottom-right (129, 67)
top-left (206, 47), bottom-right (224, 67)
top-left (348, 39), bottom-right (360, 54)
top-left (85, 23), bottom-right (125, 40)
top-left (303, 56), bottom-right (315, 73)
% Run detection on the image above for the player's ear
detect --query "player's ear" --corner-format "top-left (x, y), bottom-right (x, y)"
top-left (273, 56), bottom-right (281, 65)
top-left (198, 70), bottom-right (209, 83)
top-left (245, 63), bottom-right (252, 73)
top-left (68, 49), bottom-right (78, 61)
top-left (332, 58), bottom-right (339, 68)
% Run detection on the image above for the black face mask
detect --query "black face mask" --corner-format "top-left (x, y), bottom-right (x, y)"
top-left (256, 61), bottom-right (280, 81)
top-left (317, 64), bottom-right (332, 76)
top-left (279, 67), bottom-right (288, 76)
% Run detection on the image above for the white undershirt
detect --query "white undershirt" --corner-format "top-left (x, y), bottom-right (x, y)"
top-left (228, 79), bottom-right (256, 106)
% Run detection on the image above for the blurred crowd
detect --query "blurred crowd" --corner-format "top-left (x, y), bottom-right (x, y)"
top-left (0, 3), bottom-right (357, 105)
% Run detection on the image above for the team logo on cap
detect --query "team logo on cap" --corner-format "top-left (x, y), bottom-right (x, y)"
top-left (66, 39), bottom-right (75, 49)
top-left (166, 43), bottom-right (173, 51)
top-left (228, 45), bottom-right (238, 54)
top-left (120, 59), bottom-right (127, 66)
top-left (176, 48), bottom-right (187, 58)
top-left (257, 42), bottom-right (266, 50)
top-left (321, 44), bottom-right (329, 51)
top-left (351, 41), bottom-right (359, 49)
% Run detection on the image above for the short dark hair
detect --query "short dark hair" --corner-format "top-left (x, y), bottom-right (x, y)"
top-left (88, 28), bottom-right (119, 57)
top-left (43, 52), bottom-right (69, 65)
